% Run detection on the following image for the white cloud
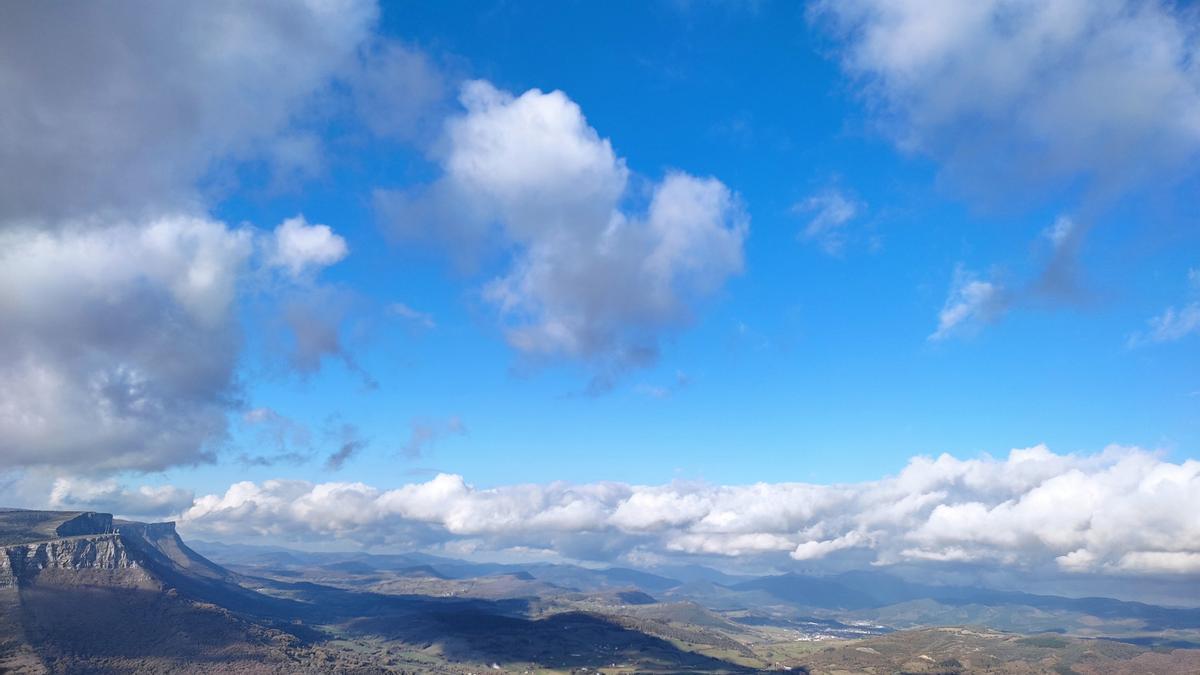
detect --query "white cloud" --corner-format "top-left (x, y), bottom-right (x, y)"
top-left (175, 444), bottom-right (1200, 577)
top-left (0, 217), bottom-right (252, 472)
top-left (929, 266), bottom-right (1007, 340)
top-left (376, 81), bottom-right (747, 381)
top-left (1129, 268), bottom-right (1200, 346)
top-left (1133, 304), bottom-right (1200, 345)
top-left (49, 476), bottom-right (194, 520)
top-left (390, 302), bottom-right (436, 329)
top-left (815, 0), bottom-right (1200, 195)
top-left (0, 2), bottom-right (396, 475)
top-left (268, 215), bottom-right (349, 278)
top-left (1043, 215), bottom-right (1077, 249)
top-left (793, 189), bottom-right (863, 255)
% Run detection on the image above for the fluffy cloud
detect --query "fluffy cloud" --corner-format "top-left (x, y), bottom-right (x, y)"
top-left (1129, 268), bottom-right (1200, 346)
top-left (177, 445), bottom-right (1200, 577)
top-left (0, 0), bottom-right (377, 222)
top-left (0, 2), bottom-right (380, 476)
top-left (0, 218), bottom-right (252, 472)
top-left (268, 215), bottom-right (349, 278)
top-left (929, 266), bottom-right (1008, 340)
top-left (815, 0), bottom-right (1200, 194)
top-left (377, 81), bottom-right (747, 381)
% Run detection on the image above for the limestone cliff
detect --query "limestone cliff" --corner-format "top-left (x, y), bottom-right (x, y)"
top-left (0, 533), bottom-right (156, 588)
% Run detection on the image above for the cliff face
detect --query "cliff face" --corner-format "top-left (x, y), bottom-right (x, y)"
top-left (0, 533), bottom-right (155, 588)
top-left (0, 514), bottom-right (195, 589)
top-left (52, 512), bottom-right (113, 538)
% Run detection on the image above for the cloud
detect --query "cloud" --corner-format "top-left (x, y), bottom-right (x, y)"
top-left (236, 407), bottom-right (314, 467)
top-left (376, 81), bottom-right (747, 381)
top-left (0, 217), bottom-right (252, 472)
top-left (793, 189), bottom-right (863, 255)
top-left (176, 444), bottom-right (1200, 577)
top-left (278, 287), bottom-right (377, 388)
top-left (929, 265), bottom-right (1008, 340)
top-left (49, 476), bottom-right (195, 520)
top-left (814, 0), bottom-right (1200, 197)
top-left (389, 302), bottom-right (436, 330)
top-left (1128, 268), bottom-right (1200, 346)
top-left (325, 423), bottom-right (370, 471)
top-left (268, 215), bottom-right (349, 278)
top-left (0, 0), bottom-right (377, 222)
top-left (351, 39), bottom-right (450, 143)
top-left (400, 417), bottom-right (466, 459)
top-left (0, 2), bottom-right (390, 476)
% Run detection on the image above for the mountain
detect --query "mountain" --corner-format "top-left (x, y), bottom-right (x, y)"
top-left (0, 510), bottom-right (756, 673)
top-left (6, 512), bottom-right (1198, 672)
top-left (0, 510), bottom-right (315, 673)
top-left (731, 572), bottom-right (879, 609)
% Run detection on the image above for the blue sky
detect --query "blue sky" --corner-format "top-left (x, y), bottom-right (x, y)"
top-left (175, 0), bottom-right (1200, 493)
top-left (3, 0), bottom-right (1199, 577)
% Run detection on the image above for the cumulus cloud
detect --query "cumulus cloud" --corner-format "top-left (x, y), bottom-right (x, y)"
top-left (0, 218), bottom-right (252, 472)
top-left (176, 444), bottom-right (1200, 577)
top-left (1128, 268), bottom-right (1200, 346)
top-left (268, 215), bottom-right (349, 278)
top-left (929, 266), bottom-right (1008, 340)
top-left (792, 189), bottom-right (863, 255)
top-left (814, 0), bottom-right (1200, 196)
top-left (0, 2), bottom-right (393, 477)
top-left (376, 81), bottom-right (747, 381)
top-left (0, 0), bottom-right (377, 222)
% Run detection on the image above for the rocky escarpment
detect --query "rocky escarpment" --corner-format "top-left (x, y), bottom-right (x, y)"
top-left (0, 510), bottom-right (113, 546)
top-left (0, 533), bottom-right (155, 588)
top-left (52, 512), bottom-right (113, 538)
top-left (0, 514), bottom-right (202, 589)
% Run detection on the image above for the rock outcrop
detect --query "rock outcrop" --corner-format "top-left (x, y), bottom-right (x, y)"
top-left (0, 533), bottom-right (154, 588)
top-left (51, 512), bottom-right (113, 538)
top-left (0, 512), bottom-right (199, 589)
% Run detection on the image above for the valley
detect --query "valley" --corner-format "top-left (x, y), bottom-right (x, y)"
top-left (2, 508), bottom-right (1199, 673)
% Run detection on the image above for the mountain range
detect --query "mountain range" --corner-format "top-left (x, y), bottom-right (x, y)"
top-left (3, 508), bottom-right (1199, 673)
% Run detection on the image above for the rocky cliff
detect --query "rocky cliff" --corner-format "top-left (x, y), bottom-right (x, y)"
top-left (52, 512), bottom-right (113, 538)
top-left (0, 512), bottom-right (203, 589)
top-left (0, 532), bottom-right (156, 589)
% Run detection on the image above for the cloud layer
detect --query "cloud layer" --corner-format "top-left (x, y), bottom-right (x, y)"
top-left (175, 445), bottom-right (1200, 577)
top-left (0, 0), bottom-right (377, 222)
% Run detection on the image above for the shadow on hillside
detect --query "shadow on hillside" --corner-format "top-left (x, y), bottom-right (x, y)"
top-left (348, 606), bottom-right (752, 672)
top-left (239, 576), bottom-right (751, 671)
top-left (18, 584), bottom-right (281, 666)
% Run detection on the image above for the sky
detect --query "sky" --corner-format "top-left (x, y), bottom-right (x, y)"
top-left (1, 0), bottom-right (1199, 589)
